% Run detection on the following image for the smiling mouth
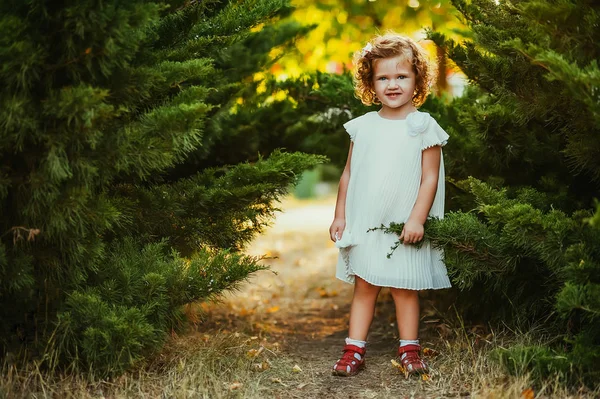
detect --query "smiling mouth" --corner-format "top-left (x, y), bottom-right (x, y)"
top-left (386, 93), bottom-right (401, 97)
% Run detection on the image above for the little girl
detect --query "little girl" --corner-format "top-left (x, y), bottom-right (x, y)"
top-left (329, 33), bottom-right (451, 377)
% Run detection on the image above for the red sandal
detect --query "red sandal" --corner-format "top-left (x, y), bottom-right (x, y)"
top-left (332, 344), bottom-right (366, 376)
top-left (398, 344), bottom-right (428, 375)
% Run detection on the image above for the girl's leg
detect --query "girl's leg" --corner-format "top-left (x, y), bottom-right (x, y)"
top-left (348, 276), bottom-right (382, 340)
top-left (389, 288), bottom-right (419, 339)
top-left (390, 288), bottom-right (427, 374)
top-left (332, 276), bottom-right (380, 376)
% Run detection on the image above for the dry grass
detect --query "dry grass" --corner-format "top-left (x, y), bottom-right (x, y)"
top-left (3, 326), bottom-right (597, 398)
top-left (0, 332), bottom-right (300, 398)
top-left (2, 197), bottom-right (598, 398)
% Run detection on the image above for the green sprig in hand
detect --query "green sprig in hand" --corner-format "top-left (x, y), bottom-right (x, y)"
top-left (368, 218), bottom-right (438, 258)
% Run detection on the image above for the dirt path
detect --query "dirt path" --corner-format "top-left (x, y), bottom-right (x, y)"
top-left (197, 199), bottom-right (465, 398)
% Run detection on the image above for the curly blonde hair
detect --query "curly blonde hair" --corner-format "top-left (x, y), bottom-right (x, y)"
top-left (352, 33), bottom-right (436, 107)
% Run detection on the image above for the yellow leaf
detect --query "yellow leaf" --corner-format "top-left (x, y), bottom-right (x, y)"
top-left (521, 388), bottom-right (535, 399)
top-left (421, 373), bottom-right (431, 381)
top-left (292, 364), bottom-right (302, 373)
top-left (391, 359), bottom-right (406, 372)
top-left (317, 288), bottom-right (339, 298)
top-left (246, 349), bottom-right (258, 358)
top-left (267, 306), bottom-right (280, 313)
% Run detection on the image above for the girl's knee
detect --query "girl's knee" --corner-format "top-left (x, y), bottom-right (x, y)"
top-left (354, 276), bottom-right (381, 295)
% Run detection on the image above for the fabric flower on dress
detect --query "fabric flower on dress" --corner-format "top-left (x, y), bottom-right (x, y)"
top-left (406, 111), bottom-right (430, 137)
top-left (360, 42), bottom-right (373, 57)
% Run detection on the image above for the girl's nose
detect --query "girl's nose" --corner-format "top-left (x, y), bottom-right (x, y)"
top-left (388, 79), bottom-right (400, 88)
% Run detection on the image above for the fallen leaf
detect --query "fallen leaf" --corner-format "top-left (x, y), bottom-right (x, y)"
top-left (391, 359), bottom-right (404, 371)
top-left (271, 377), bottom-right (283, 384)
top-left (297, 383), bottom-right (308, 389)
top-left (239, 307), bottom-right (255, 316)
top-left (246, 346), bottom-right (264, 358)
top-left (292, 364), bottom-right (302, 373)
top-left (421, 374), bottom-right (431, 381)
top-left (246, 349), bottom-right (258, 358)
top-left (229, 382), bottom-right (243, 390)
top-left (422, 347), bottom-right (440, 357)
top-left (266, 306), bottom-right (280, 313)
top-left (317, 288), bottom-right (339, 298)
top-left (521, 388), bottom-right (535, 399)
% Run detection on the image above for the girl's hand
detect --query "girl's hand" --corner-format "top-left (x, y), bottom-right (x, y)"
top-left (399, 219), bottom-right (424, 245)
top-left (329, 218), bottom-right (346, 242)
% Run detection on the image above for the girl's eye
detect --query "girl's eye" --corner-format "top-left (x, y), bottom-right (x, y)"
top-left (398, 76), bottom-right (406, 79)
top-left (379, 77), bottom-right (387, 81)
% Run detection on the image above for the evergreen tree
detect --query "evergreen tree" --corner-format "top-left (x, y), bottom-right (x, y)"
top-left (0, 0), bottom-right (323, 376)
top-left (419, 0), bottom-right (600, 385)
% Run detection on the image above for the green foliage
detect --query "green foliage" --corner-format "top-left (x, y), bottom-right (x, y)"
top-left (210, 71), bottom-right (372, 170)
top-left (47, 239), bottom-right (265, 376)
top-left (377, 179), bottom-right (574, 317)
top-left (492, 345), bottom-right (572, 384)
top-left (423, 0), bottom-right (600, 386)
top-left (378, 180), bottom-right (600, 384)
top-left (428, 1), bottom-right (600, 205)
top-left (114, 150), bottom-right (326, 254)
top-left (0, 0), bottom-right (322, 375)
top-left (555, 205), bottom-right (600, 382)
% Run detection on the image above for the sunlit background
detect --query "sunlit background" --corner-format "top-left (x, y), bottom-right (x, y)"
top-left (273, 0), bottom-right (468, 97)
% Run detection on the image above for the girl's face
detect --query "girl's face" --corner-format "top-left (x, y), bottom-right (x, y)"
top-left (372, 55), bottom-right (417, 117)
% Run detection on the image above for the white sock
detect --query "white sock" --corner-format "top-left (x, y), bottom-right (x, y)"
top-left (345, 337), bottom-right (366, 348)
top-left (399, 339), bottom-right (419, 347)
top-left (344, 338), bottom-right (366, 361)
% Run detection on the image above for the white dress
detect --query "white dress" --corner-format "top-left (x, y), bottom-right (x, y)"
top-left (335, 110), bottom-right (452, 290)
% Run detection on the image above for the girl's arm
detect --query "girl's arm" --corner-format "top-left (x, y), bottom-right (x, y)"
top-left (400, 146), bottom-right (442, 244)
top-left (329, 142), bottom-right (354, 241)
